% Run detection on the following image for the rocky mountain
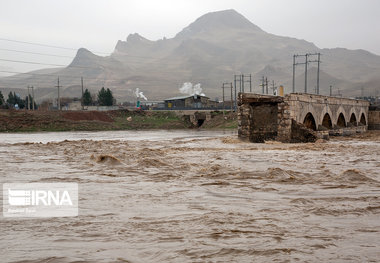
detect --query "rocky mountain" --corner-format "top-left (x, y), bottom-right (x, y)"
top-left (1, 9), bottom-right (379, 102)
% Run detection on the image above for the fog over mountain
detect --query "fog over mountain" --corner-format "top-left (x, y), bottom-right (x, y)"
top-left (1, 9), bottom-right (380, 102)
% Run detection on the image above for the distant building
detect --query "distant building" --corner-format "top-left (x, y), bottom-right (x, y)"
top-left (139, 100), bottom-right (165, 110)
top-left (67, 101), bottom-right (82, 110)
top-left (66, 100), bottom-right (120, 111)
top-left (164, 94), bottom-right (218, 109)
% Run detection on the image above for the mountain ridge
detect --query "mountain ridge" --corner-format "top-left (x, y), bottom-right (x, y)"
top-left (1, 9), bottom-right (379, 102)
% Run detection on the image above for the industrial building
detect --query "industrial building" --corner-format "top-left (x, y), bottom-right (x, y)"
top-left (164, 94), bottom-right (218, 109)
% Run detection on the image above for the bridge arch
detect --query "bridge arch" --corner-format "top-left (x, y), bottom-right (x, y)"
top-left (303, 112), bottom-right (317, 131)
top-left (318, 105), bottom-right (333, 129)
top-left (359, 113), bottom-right (367, 125)
top-left (349, 112), bottom-right (357, 126)
top-left (347, 107), bottom-right (359, 127)
top-left (321, 113), bottom-right (333, 129)
top-left (336, 112), bottom-right (346, 127)
top-left (334, 105), bottom-right (348, 125)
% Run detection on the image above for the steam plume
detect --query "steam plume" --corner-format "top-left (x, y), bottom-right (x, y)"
top-left (135, 88), bottom-right (148, 101)
top-left (179, 82), bottom-right (205, 96)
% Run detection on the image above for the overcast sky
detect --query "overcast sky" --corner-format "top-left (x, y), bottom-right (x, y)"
top-left (1, 0), bottom-right (379, 75)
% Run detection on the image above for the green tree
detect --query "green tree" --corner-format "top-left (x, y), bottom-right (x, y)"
top-left (97, 87), bottom-right (114, 106)
top-left (0, 91), bottom-right (4, 106)
top-left (7, 92), bottom-right (25, 109)
top-left (106, 88), bottom-right (114, 105)
top-left (82, 88), bottom-right (92, 106)
top-left (7, 92), bottom-right (15, 105)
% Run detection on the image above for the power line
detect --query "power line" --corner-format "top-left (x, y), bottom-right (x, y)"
top-left (0, 47), bottom-right (184, 62)
top-left (0, 58), bottom-right (74, 68)
top-left (0, 70), bottom-right (180, 81)
top-left (0, 38), bottom-right (265, 78)
top-left (0, 37), bottom-right (244, 62)
top-left (0, 52), bottom-right (196, 70)
top-left (0, 58), bottom-right (192, 74)
top-left (0, 70), bottom-right (190, 85)
top-left (0, 48), bottom-right (74, 58)
top-left (0, 37), bottom-right (109, 55)
top-left (0, 70), bottom-right (68, 78)
top-left (0, 37), bottom-right (249, 63)
top-left (0, 37), bottom-right (193, 61)
top-left (0, 58), bottom-right (121, 74)
top-left (0, 69), bottom-right (188, 87)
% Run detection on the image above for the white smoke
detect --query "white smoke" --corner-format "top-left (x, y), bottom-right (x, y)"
top-left (135, 88), bottom-right (148, 101)
top-left (179, 82), bottom-right (205, 96)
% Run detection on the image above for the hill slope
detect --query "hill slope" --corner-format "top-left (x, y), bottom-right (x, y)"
top-left (1, 9), bottom-right (379, 102)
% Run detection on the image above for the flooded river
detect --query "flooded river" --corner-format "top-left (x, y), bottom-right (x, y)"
top-left (1, 130), bottom-right (379, 262)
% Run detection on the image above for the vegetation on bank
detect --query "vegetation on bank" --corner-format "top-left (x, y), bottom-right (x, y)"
top-left (0, 91), bottom-right (4, 106)
top-left (1, 86), bottom-right (115, 110)
top-left (0, 91), bottom-right (38, 110)
top-left (0, 109), bottom-right (237, 132)
top-left (97, 87), bottom-right (114, 106)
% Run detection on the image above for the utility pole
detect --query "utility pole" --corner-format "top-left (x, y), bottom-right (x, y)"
top-left (239, 75), bottom-right (242, 93)
top-left (234, 75), bottom-right (237, 111)
top-left (27, 86), bottom-right (30, 110)
top-left (242, 74), bottom-right (245, 93)
top-left (55, 77), bottom-right (61, 110)
top-left (249, 74), bottom-right (252, 92)
top-left (260, 76), bottom-right (265, 94)
top-left (304, 53), bottom-right (308, 93)
top-left (242, 74), bottom-right (252, 93)
top-left (31, 86), bottom-right (35, 110)
top-left (222, 83), bottom-right (225, 112)
top-left (330, 85), bottom-right (332, 96)
top-left (292, 55), bottom-right (296, 93)
top-left (265, 77), bottom-right (269, 94)
top-left (317, 53), bottom-right (321, 94)
top-left (306, 53), bottom-right (321, 94)
top-left (293, 53), bottom-right (321, 94)
top-left (293, 54), bottom-right (307, 93)
top-left (230, 82), bottom-right (233, 112)
top-left (240, 74), bottom-right (252, 92)
top-left (81, 77), bottom-right (84, 110)
top-left (234, 75), bottom-right (242, 111)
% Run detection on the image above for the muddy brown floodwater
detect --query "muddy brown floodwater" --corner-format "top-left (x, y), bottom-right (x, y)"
top-left (1, 130), bottom-right (379, 263)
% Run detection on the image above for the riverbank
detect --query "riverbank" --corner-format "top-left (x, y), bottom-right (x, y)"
top-left (0, 109), bottom-right (237, 132)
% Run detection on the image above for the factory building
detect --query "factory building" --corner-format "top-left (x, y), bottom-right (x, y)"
top-left (164, 94), bottom-right (218, 109)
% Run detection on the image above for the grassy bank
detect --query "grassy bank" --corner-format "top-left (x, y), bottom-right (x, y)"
top-left (0, 109), bottom-right (237, 132)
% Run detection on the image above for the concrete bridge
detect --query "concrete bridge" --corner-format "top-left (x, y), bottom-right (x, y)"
top-left (238, 93), bottom-right (369, 142)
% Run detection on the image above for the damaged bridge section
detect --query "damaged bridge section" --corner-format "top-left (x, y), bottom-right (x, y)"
top-left (238, 93), bottom-right (369, 143)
